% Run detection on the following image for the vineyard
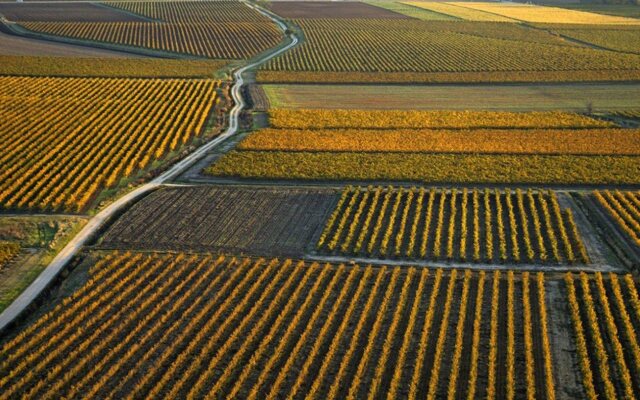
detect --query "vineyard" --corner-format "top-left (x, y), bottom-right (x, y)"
top-left (0, 251), bottom-right (565, 399)
top-left (0, 76), bottom-right (221, 212)
top-left (0, 56), bottom-right (228, 78)
top-left (18, 1), bottom-right (282, 59)
top-left (208, 151), bottom-right (640, 185)
top-left (259, 18), bottom-right (640, 83)
top-left (98, 186), bottom-right (335, 256)
top-left (364, 1), bottom-right (459, 20)
top-left (594, 190), bottom-right (640, 248)
top-left (262, 84), bottom-right (640, 110)
top-left (452, 2), bottom-right (640, 24)
top-left (565, 272), bottom-right (640, 399)
top-left (208, 109), bottom-right (640, 185)
top-left (238, 127), bottom-right (640, 155)
top-left (316, 186), bottom-right (589, 264)
top-left (268, 109), bottom-right (613, 129)
top-left (403, 2), bottom-right (516, 22)
top-left (552, 27), bottom-right (640, 55)
top-left (0, 3), bottom-right (144, 22)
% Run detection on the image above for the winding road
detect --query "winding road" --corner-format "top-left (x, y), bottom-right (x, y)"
top-left (0, 1), bottom-right (298, 333)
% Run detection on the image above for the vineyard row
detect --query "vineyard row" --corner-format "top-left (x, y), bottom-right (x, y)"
top-left (317, 186), bottom-right (589, 264)
top-left (0, 251), bottom-right (560, 399)
top-left (0, 76), bottom-right (221, 212)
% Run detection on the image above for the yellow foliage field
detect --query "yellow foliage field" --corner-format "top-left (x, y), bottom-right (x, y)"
top-left (455, 2), bottom-right (640, 24)
top-left (0, 76), bottom-right (221, 212)
top-left (269, 109), bottom-right (612, 129)
top-left (239, 128), bottom-right (640, 155)
top-left (403, 2), bottom-right (515, 21)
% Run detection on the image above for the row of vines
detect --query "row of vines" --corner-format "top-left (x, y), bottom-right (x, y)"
top-left (565, 272), bottom-right (640, 399)
top-left (0, 76), bottom-right (221, 212)
top-left (317, 186), bottom-right (589, 264)
top-left (261, 19), bottom-right (640, 74)
top-left (595, 190), bottom-right (640, 248)
top-left (19, 2), bottom-right (281, 59)
top-left (0, 251), bottom-right (559, 399)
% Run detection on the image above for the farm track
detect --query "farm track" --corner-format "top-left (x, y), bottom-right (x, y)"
top-left (0, 1), bottom-right (298, 333)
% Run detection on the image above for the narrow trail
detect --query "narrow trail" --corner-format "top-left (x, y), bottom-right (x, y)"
top-left (0, 1), bottom-right (298, 334)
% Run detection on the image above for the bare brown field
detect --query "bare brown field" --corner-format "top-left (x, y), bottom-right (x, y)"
top-left (0, 3), bottom-right (144, 22)
top-left (99, 186), bottom-right (337, 256)
top-left (262, 83), bottom-right (640, 111)
top-left (269, 1), bottom-right (410, 19)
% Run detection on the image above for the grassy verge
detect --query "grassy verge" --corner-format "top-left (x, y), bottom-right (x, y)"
top-left (0, 216), bottom-right (87, 312)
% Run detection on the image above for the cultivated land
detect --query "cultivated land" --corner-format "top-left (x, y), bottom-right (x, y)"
top-left (316, 186), bottom-right (590, 265)
top-left (270, 1), bottom-right (410, 18)
top-left (207, 109), bottom-right (640, 185)
top-left (1, 251), bottom-right (639, 400)
top-left (258, 3), bottom-right (640, 84)
top-left (99, 186), bottom-right (336, 256)
top-left (261, 83), bottom-right (640, 111)
top-left (15, 1), bottom-right (283, 59)
top-left (0, 56), bottom-right (228, 77)
top-left (0, 29), bottom-right (135, 57)
top-left (2, 1), bottom-right (640, 399)
top-left (364, 1), bottom-right (460, 20)
top-left (0, 76), bottom-right (223, 212)
top-left (0, 3), bottom-right (146, 22)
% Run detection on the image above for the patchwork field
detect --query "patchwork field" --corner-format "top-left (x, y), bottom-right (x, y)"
top-left (454, 2), bottom-right (640, 24)
top-left (364, 1), bottom-right (459, 20)
top-left (259, 18), bottom-right (640, 83)
top-left (550, 26), bottom-right (640, 54)
top-left (15, 1), bottom-right (282, 59)
top-left (269, 1), bottom-right (409, 19)
top-left (0, 56), bottom-right (228, 77)
top-left (0, 30), bottom-right (134, 57)
top-left (317, 186), bottom-right (589, 264)
top-left (0, 76), bottom-right (221, 212)
top-left (208, 109), bottom-right (640, 185)
top-left (99, 186), bottom-right (336, 256)
top-left (2, 2), bottom-right (640, 399)
top-left (261, 83), bottom-right (640, 111)
top-left (595, 190), bottom-right (640, 249)
top-left (1, 251), bottom-right (638, 399)
top-left (0, 3), bottom-right (144, 22)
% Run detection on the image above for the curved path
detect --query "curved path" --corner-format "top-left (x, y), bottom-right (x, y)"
top-left (0, 1), bottom-right (298, 333)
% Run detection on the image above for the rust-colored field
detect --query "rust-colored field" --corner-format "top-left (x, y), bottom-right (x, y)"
top-left (269, 1), bottom-right (410, 19)
top-left (0, 3), bottom-right (144, 22)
